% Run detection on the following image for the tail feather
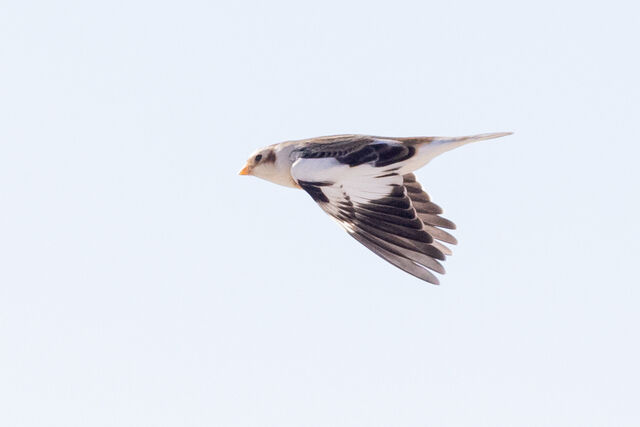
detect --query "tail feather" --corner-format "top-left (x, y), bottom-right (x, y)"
top-left (431, 132), bottom-right (513, 144)
top-left (399, 132), bottom-right (513, 146)
top-left (397, 131), bottom-right (513, 173)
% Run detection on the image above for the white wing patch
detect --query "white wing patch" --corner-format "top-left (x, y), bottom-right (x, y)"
top-left (291, 156), bottom-right (456, 284)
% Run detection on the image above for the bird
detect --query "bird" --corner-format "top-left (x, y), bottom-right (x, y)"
top-left (239, 132), bottom-right (512, 284)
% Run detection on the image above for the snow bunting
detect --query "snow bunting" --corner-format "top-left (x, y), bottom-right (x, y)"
top-left (239, 132), bottom-right (512, 284)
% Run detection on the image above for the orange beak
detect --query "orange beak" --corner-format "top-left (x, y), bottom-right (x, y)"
top-left (238, 164), bottom-right (251, 175)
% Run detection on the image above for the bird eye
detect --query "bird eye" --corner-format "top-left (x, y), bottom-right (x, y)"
top-left (255, 154), bottom-right (263, 162)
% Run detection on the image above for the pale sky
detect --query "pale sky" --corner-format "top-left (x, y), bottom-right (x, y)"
top-left (1, 1), bottom-right (639, 426)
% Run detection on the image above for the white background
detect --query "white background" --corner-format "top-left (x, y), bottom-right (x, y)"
top-left (2, 1), bottom-right (639, 426)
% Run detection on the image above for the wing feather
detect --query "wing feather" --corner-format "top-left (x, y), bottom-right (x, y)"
top-left (291, 143), bottom-right (457, 285)
top-left (351, 233), bottom-right (441, 284)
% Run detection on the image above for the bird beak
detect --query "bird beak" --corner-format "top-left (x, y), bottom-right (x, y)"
top-left (238, 164), bottom-right (251, 175)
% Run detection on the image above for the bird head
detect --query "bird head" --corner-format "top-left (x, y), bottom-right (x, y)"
top-left (239, 143), bottom-right (301, 188)
top-left (239, 147), bottom-right (278, 179)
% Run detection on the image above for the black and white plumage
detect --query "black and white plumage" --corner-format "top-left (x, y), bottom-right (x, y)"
top-left (239, 132), bottom-right (511, 284)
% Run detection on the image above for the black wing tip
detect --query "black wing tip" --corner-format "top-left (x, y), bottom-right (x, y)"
top-left (417, 269), bottom-right (441, 285)
top-left (349, 231), bottom-right (446, 285)
top-left (410, 265), bottom-right (442, 286)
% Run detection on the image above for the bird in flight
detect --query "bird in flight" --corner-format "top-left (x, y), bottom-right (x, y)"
top-left (239, 132), bottom-right (511, 284)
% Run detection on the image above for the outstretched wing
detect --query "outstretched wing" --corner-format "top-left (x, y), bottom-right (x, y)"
top-left (291, 138), bottom-right (456, 284)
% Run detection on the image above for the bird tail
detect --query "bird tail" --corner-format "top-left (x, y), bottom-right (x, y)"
top-left (399, 131), bottom-right (513, 173)
top-left (404, 131), bottom-right (512, 146)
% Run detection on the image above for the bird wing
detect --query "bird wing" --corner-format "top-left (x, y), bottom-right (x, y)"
top-left (291, 138), bottom-right (456, 284)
